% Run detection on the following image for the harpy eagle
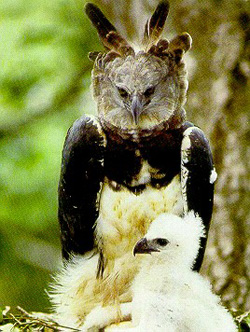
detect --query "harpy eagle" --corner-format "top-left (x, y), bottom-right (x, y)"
top-left (50, 1), bottom-right (216, 328)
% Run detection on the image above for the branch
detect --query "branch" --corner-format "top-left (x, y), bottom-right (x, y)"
top-left (0, 306), bottom-right (80, 331)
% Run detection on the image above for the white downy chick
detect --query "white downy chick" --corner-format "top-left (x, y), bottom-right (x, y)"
top-left (128, 212), bottom-right (237, 332)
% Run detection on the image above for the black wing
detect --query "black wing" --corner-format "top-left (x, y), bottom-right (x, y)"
top-left (58, 115), bottom-right (106, 260)
top-left (181, 123), bottom-right (216, 271)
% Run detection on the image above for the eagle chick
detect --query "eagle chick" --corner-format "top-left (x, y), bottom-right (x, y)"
top-left (128, 212), bottom-right (237, 331)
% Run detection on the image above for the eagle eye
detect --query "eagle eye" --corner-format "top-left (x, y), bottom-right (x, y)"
top-left (144, 86), bottom-right (155, 98)
top-left (155, 238), bottom-right (169, 246)
top-left (118, 87), bottom-right (129, 99)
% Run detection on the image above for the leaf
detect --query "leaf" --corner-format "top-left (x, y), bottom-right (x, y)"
top-left (238, 311), bottom-right (250, 331)
top-left (231, 309), bottom-right (250, 331)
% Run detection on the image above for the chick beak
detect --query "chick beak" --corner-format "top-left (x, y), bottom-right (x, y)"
top-left (131, 94), bottom-right (144, 125)
top-left (133, 238), bottom-right (160, 256)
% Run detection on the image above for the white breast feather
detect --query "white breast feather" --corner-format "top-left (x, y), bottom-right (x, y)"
top-left (96, 175), bottom-right (183, 259)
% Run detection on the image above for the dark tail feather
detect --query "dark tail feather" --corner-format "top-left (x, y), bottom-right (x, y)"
top-left (143, 1), bottom-right (170, 47)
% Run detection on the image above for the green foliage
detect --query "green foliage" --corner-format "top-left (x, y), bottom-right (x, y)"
top-left (0, 0), bottom-right (100, 311)
top-left (0, 0), bottom-right (99, 130)
top-left (231, 310), bottom-right (250, 332)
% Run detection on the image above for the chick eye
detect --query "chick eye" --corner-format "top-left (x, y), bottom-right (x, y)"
top-left (144, 86), bottom-right (155, 98)
top-left (155, 238), bottom-right (169, 246)
top-left (118, 87), bottom-right (129, 99)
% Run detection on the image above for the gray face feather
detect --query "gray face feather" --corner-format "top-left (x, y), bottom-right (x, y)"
top-left (86, 1), bottom-right (191, 138)
top-left (92, 52), bottom-right (188, 135)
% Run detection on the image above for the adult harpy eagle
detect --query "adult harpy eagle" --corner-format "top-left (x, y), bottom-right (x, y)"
top-left (50, 1), bottom-right (216, 328)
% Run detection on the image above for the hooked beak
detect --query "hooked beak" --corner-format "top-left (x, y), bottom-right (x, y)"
top-left (131, 94), bottom-right (144, 125)
top-left (133, 238), bottom-right (160, 256)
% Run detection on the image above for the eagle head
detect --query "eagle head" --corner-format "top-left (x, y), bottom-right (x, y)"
top-left (86, 1), bottom-right (192, 139)
top-left (133, 212), bottom-right (206, 269)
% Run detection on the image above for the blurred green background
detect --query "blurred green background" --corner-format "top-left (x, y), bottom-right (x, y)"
top-left (0, 0), bottom-right (249, 313)
top-left (0, 0), bottom-right (100, 311)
